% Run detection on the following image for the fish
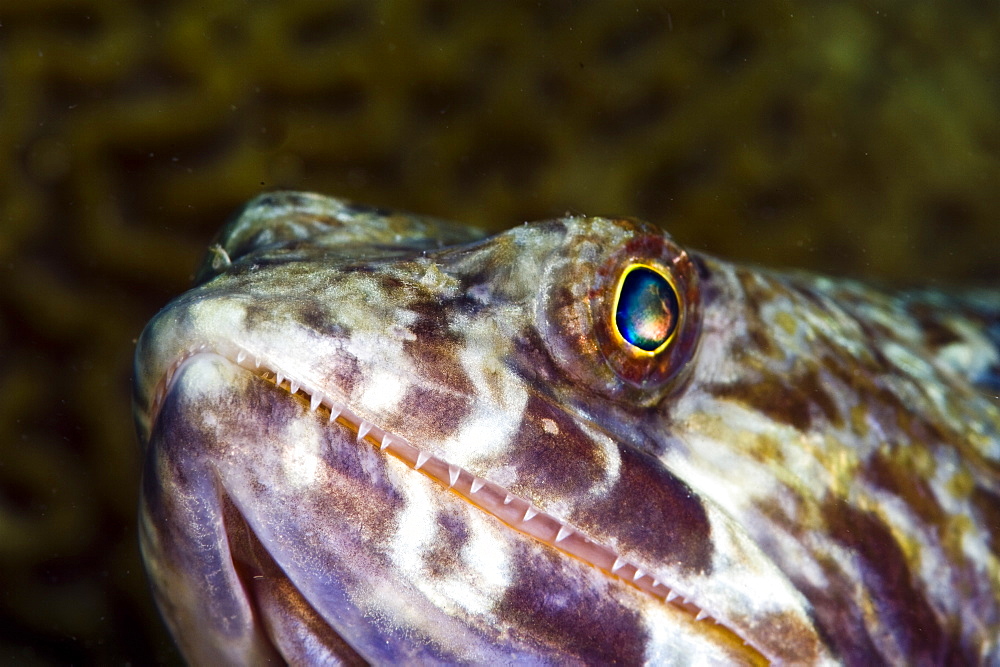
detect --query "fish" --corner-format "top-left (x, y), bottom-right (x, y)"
top-left (133, 190), bottom-right (1000, 665)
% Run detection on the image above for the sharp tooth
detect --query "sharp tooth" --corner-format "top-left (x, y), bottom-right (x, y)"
top-left (555, 525), bottom-right (572, 542)
top-left (634, 569), bottom-right (646, 582)
top-left (503, 494), bottom-right (514, 505)
top-left (380, 434), bottom-right (392, 451)
top-left (447, 465), bottom-right (460, 488)
top-left (289, 381), bottom-right (300, 394)
top-left (666, 590), bottom-right (678, 602)
top-left (357, 421), bottom-right (372, 441)
top-left (414, 451), bottom-right (430, 470)
top-left (523, 506), bottom-right (538, 521)
top-left (695, 610), bottom-right (708, 622)
top-left (469, 478), bottom-right (485, 494)
top-left (329, 405), bottom-right (342, 422)
top-left (255, 357), bottom-right (262, 368)
top-left (310, 394), bottom-right (322, 411)
top-left (611, 557), bottom-right (625, 573)
top-left (237, 350), bottom-right (247, 364)
top-left (275, 372), bottom-right (284, 386)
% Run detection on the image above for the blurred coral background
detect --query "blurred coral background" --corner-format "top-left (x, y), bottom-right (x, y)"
top-left (1, 1), bottom-right (998, 663)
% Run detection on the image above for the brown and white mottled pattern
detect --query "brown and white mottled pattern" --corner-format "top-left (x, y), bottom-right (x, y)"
top-left (134, 191), bottom-right (1000, 665)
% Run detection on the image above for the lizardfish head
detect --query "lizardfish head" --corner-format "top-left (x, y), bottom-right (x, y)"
top-left (134, 192), bottom-right (839, 664)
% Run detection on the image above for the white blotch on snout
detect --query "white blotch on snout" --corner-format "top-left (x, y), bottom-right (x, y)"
top-left (439, 315), bottom-right (528, 467)
top-left (358, 367), bottom-right (408, 416)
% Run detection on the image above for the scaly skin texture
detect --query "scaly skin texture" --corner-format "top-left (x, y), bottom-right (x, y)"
top-left (134, 191), bottom-right (1000, 665)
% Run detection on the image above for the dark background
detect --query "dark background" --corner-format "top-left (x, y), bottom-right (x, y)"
top-left (2, 1), bottom-right (998, 663)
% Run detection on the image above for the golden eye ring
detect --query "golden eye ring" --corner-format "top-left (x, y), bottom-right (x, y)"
top-left (611, 263), bottom-right (681, 356)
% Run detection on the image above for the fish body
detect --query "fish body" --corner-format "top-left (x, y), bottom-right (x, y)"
top-left (134, 191), bottom-right (1000, 664)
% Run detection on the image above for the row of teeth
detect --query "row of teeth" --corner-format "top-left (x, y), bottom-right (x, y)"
top-left (248, 353), bottom-right (727, 625)
top-left (152, 346), bottom-right (725, 628)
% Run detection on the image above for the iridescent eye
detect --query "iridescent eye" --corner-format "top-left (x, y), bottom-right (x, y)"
top-left (614, 265), bottom-right (680, 353)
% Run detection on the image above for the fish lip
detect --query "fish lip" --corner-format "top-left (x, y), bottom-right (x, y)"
top-left (145, 346), bottom-right (769, 662)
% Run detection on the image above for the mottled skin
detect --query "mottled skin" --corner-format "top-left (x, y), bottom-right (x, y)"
top-left (134, 191), bottom-right (1000, 665)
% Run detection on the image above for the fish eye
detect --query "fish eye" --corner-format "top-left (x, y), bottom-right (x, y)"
top-left (541, 220), bottom-right (700, 398)
top-left (613, 265), bottom-right (680, 354)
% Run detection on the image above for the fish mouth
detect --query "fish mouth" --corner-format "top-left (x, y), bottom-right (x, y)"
top-left (144, 347), bottom-right (768, 664)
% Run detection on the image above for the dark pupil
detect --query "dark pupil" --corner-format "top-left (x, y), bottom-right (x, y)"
top-left (615, 267), bottom-right (679, 352)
